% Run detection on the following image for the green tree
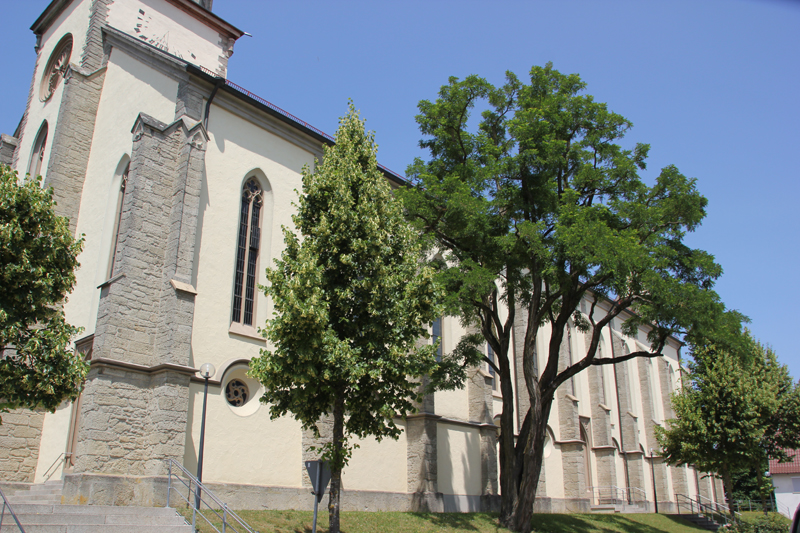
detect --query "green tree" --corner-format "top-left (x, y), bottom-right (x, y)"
top-left (398, 64), bottom-right (724, 532)
top-left (656, 333), bottom-right (800, 511)
top-left (0, 165), bottom-right (87, 419)
top-left (250, 105), bottom-right (475, 533)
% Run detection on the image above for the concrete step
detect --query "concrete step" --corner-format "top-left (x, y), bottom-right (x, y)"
top-left (10, 504), bottom-right (180, 516)
top-left (670, 513), bottom-right (721, 531)
top-left (20, 522), bottom-right (192, 533)
top-left (590, 505), bottom-right (619, 513)
top-left (3, 504), bottom-right (193, 533)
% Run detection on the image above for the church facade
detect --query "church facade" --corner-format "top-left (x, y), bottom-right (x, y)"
top-left (0, 0), bottom-right (725, 513)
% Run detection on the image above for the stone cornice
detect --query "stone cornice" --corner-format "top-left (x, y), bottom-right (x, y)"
top-left (90, 357), bottom-right (198, 377)
top-left (405, 412), bottom-right (498, 431)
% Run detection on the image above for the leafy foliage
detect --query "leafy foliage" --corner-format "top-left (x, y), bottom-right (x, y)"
top-left (250, 104), bottom-right (478, 533)
top-left (656, 332), bottom-right (800, 504)
top-left (399, 63), bottom-right (726, 532)
top-left (0, 165), bottom-right (87, 417)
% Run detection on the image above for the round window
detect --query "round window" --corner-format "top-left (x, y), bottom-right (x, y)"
top-left (225, 379), bottom-right (249, 407)
top-left (40, 35), bottom-right (73, 102)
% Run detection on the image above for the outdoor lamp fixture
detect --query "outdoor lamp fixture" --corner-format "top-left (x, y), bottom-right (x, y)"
top-left (649, 447), bottom-right (659, 514)
top-left (195, 362), bottom-right (215, 509)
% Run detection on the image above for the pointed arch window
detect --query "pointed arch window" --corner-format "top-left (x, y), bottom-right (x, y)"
top-left (231, 178), bottom-right (262, 326)
top-left (431, 317), bottom-right (442, 361)
top-left (108, 163), bottom-right (129, 278)
top-left (28, 121), bottom-right (48, 179)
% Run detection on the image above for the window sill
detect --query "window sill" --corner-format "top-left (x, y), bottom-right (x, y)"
top-left (492, 390), bottom-right (503, 399)
top-left (228, 322), bottom-right (265, 343)
top-left (565, 393), bottom-right (579, 403)
top-left (599, 403), bottom-right (611, 412)
top-left (477, 368), bottom-right (493, 379)
top-left (97, 272), bottom-right (125, 289)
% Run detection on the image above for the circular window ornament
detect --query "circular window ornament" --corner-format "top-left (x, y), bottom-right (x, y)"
top-left (225, 379), bottom-right (249, 407)
top-left (40, 35), bottom-right (73, 102)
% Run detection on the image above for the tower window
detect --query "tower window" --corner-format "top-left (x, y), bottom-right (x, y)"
top-left (231, 178), bottom-right (262, 326)
top-left (432, 317), bottom-right (442, 361)
top-left (28, 121), bottom-right (48, 179)
top-left (108, 163), bottom-right (129, 278)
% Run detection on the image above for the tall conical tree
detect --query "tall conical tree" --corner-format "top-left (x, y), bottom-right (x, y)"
top-left (250, 104), bottom-right (472, 532)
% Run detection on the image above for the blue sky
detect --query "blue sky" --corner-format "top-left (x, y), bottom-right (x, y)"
top-left (2, 1), bottom-right (798, 378)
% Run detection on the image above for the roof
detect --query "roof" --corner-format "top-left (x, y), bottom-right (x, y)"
top-left (187, 64), bottom-right (408, 188)
top-left (769, 450), bottom-right (800, 475)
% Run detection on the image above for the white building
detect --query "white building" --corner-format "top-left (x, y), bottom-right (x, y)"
top-left (0, 0), bottom-right (724, 514)
top-left (769, 451), bottom-right (800, 518)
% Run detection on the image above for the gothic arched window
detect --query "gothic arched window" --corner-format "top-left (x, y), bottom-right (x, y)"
top-left (28, 121), bottom-right (48, 179)
top-left (108, 162), bottom-right (129, 278)
top-left (231, 178), bottom-right (263, 326)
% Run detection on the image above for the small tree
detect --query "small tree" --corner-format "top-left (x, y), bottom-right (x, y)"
top-left (250, 105), bottom-right (473, 533)
top-left (399, 64), bottom-right (725, 532)
top-left (656, 333), bottom-right (800, 510)
top-left (0, 165), bottom-right (87, 419)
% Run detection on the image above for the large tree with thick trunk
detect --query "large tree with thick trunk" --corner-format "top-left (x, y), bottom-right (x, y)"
top-left (398, 64), bottom-right (725, 532)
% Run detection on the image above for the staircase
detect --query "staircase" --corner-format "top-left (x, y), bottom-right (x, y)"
top-left (590, 501), bottom-right (649, 513)
top-left (670, 513), bottom-right (721, 531)
top-left (4, 482), bottom-right (192, 532)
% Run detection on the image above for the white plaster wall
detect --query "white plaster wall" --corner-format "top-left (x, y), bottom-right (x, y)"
top-left (437, 424), bottom-right (481, 496)
top-left (434, 317), bottom-right (469, 421)
top-left (773, 474), bottom-right (800, 518)
top-left (184, 380), bottom-right (302, 487)
top-left (32, 401), bottom-right (73, 482)
top-left (342, 425), bottom-right (407, 494)
top-left (544, 434), bottom-right (565, 499)
top-left (67, 47), bottom-right (178, 338)
top-left (107, 0), bottom-right (225, 73)
top-left (15, 0), bottom-right (91, 180)
top-left (192, 102), bottom-right (313, 373)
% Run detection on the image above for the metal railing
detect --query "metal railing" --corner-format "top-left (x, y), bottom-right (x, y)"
top-left (0, 486), bottom-right (26, 532)
top-left (589, 485), bottom-right (648, 505)
top-left (731, 498), bottom-right (789, 516)
top-left (675, 493), bottom-right (740, 527)
top-left (40, 452), bottom-right (66, 483)
top-left (165, 459), bottom-right (257, 533)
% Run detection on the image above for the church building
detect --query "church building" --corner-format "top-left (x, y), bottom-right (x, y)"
top-left (0, 0), bottom-right (725, 514)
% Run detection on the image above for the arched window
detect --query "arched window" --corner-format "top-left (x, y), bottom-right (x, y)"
top-left (431, 317), bottom-right (442, 361)
top-left (40, 34), bottom-right (72, 102)
top-left (28, 121), bottom-right (48, 179)
top-left (231, 178), bottom-right (263, 326)
top-left (108, 162), bottom-right (129, 278)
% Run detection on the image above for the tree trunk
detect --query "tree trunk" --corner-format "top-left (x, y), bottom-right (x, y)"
top-left (756, 468), bottom-right (769, 516)
top-left (720, 465), bottom-right (735, 519)
top-left (510, 396), bottom-right (552, 533)
top-left (499, 369), bottom-right (518, 525)
top-left (328, 396), bottom-right (345, 533)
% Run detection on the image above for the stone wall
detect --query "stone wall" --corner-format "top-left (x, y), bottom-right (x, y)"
top-left (43, 66), bottom-right (106, 235)
top-left (0, 134), bottom-right (18, 166)
top-left (0, 409), bottom-right (45, 482)
top-left (73, 114), bottom-right (207, 479)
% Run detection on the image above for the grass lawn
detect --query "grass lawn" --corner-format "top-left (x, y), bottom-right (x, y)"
top-left (177, 509), bottom-right (710, 533)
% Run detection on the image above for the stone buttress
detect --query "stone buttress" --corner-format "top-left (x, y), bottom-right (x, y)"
top-left (63, 113), bottom-right (207, 506)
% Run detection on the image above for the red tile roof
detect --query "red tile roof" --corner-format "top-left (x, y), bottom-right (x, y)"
top-left (769, 450), bottom-right (800, 474)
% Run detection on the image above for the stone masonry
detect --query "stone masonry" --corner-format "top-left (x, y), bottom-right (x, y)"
top-left (43, 65), bottom-right (106, 235)
top-left (73, 113), bottom-right (207, 484)
top-left (0, 409), bottom-right (45, 482)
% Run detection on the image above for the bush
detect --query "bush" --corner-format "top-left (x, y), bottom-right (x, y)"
top-left (727, 513), bottom-right (790, 533)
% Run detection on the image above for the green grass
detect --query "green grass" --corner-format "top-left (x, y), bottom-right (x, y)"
top-left (177, 509), bottom-right (710, 533)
